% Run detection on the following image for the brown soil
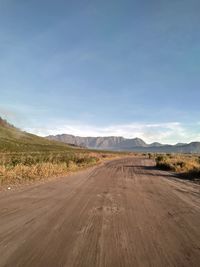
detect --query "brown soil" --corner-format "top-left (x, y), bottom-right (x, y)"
top-left (0, 157), bottom-right (200, 267)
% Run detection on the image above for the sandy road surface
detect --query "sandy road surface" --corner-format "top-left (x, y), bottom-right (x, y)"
top-left (0, 157), bottom-right (200, 267)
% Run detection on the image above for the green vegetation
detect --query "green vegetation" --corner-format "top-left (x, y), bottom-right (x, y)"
top-left (155, 153), bottom-right (200, 180)
top-left (0, 118), bottom-right (121, 186)
top-left (0, 117), bottom-right (75, 152)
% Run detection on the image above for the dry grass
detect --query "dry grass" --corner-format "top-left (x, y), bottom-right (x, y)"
top-left (0, 151), bottom-right (122, 186)
top-left (0, 117), bottom-right (127, 186)
top-left (155, 154), bottom-right (200, 180)
top-left (0, 161), bottom-right (93, 185)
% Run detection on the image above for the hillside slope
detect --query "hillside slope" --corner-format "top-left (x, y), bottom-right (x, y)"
top-left (0, 118), bottom-right (71, 152)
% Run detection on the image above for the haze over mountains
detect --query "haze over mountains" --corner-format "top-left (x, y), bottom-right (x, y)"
top-left (0, 117), bottom-right (72, 152)
top-left (46, 134), bottom-right (200, 153)
top-left (1, 116), bottom-right (199, 153)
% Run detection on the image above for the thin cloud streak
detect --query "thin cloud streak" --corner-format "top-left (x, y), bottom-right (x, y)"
top-left (25, 121), bottom-right (200, 145)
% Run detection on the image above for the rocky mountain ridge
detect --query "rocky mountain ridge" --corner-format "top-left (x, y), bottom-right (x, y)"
top-left (46, 134), bottom-right (200, 153)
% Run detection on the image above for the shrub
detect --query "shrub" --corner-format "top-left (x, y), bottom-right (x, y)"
top-left (0, 150), bottom-right (119, 185)
top-left (156, 161), bottom-right (175, 171)
top-left (181, 167), bottom-right (200, 180)
top-left (148, 153), bottom-right (153, 159)
top-left (156, 155), bottom-right (166, 163)
top-left (155, 153), bottom-right (200, 180)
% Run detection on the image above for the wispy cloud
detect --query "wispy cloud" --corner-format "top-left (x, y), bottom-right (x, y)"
top-left (25, 121), bottom-right (200, 145)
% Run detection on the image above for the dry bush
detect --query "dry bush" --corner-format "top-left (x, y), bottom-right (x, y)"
top-left (0, 150), bottom-right (126, 186)
top-left (155, 154), bottom-right (200, 180)
top-left (0, 152), bottom-right (100, 185)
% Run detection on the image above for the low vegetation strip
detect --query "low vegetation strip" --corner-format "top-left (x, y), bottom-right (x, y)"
top-left (0, 151), bottom-right (119, 186)
top-left (155, 154), bottom-right (200, 180)
top-left (0, 117), bottom-right (124, 186)
top-left (0, 152), bottom-right (93, 185)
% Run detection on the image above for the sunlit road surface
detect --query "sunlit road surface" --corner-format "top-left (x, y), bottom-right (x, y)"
top-left (0, 157), bottom-right (200, 267)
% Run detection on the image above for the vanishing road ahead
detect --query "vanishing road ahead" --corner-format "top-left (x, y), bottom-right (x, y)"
top-left (0, 157), bottom-right (200, 267)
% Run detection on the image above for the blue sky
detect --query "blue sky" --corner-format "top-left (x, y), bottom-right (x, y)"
top-left (0, 0), bottom-right (200, 144)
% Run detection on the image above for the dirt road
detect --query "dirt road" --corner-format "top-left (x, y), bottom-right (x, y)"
top-left (0, 157), bottom-right (200, 267)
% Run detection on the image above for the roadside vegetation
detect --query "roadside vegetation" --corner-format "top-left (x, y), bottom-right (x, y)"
top-left (0, 117), bottom-right (123, 186)
top-left (0, 151), bottom-right (118, 186)
top-left (155, 153), bottom-right (200, 180)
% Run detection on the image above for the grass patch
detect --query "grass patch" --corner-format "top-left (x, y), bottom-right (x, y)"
top-left (155, 154), bottom-right (200, 180)
top-left (0, 117), bottom-right (128, 186)
top-left (0, 151), bottom-right (120, 186)
top-left (0, 142), bottom-right (126, 186)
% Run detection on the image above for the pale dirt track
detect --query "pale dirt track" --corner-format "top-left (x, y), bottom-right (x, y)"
top-left (0, 157), bottom-right (200, 267)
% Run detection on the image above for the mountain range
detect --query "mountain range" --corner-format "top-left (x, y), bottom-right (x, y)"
top-left (46, 134), bottom-right (200, 153)
top-left (1, 115), bottom-right (199, 153)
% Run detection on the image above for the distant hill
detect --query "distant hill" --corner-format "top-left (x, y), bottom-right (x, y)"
top-left (47, 134), bottom-right (147, 150)
top-left (0, 117), bottom-right (74, 152)
top-left (46, 133), bottom-right (200, 153)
